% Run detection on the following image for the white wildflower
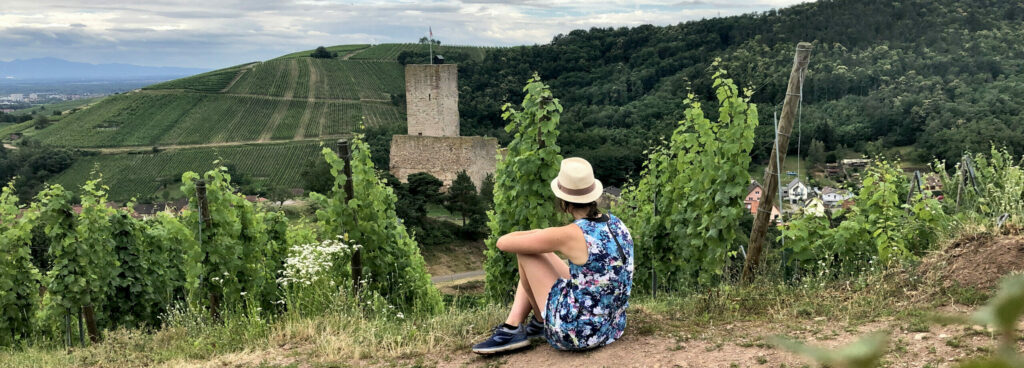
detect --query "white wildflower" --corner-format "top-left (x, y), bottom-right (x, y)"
top-left (277, 238), bottom-right (358, 287)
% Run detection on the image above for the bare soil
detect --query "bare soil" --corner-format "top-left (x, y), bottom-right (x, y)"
top-left (926, 234), bottom-right (1024, 290)
top-left (442, 313), bottom-right (1010, 368)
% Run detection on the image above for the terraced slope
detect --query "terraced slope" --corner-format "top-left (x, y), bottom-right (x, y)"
top-left (29, 49), bottom-right (410, 149)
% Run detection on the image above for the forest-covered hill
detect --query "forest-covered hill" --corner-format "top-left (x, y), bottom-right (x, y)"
top-left (416, 0), bottom-right (1024, 186)
top-left (5, 0), bottom-right (1022, 201)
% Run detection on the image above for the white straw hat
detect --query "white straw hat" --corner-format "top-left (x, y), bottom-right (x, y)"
top-left (550, 157), bottom-right (603, 204)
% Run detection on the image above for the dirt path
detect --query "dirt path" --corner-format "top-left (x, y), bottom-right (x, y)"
top-left (341, 48), bottom-right (367, 60)
top-left (219, 63), bottom-right (257, 93)
top-left (88, 135), bottom-right (348, 155)
top-left (443, 313), bottom-right (1007, 368)
top-left (258, 59), bottom-right (299, 141)
top-left (294, 58), bottom-right (318, 140)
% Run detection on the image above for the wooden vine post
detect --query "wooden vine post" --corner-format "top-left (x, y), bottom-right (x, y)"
top-left (195, 179), bottom-right (219, 319)
top-left (741, 42), bottom-right (812, 284)
top-left (337, 139), bottom-right (363, 294)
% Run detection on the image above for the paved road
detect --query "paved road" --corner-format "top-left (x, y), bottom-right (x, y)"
top-left (431, 270), bottom-right (484, 284)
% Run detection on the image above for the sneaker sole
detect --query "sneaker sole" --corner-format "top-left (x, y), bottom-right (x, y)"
top-left (472, 339), bottom-right (531, 355)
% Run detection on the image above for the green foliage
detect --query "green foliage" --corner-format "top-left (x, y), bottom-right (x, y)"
top-left (781, 159), bottom-right (947, 276)
top-left (480, 173), bottom-right (495, 209)
top-left (483, 74), bottom-right (564, 303)
top-left (181, 166), bottom-right (283, 313)
top-left (445, 171), bottom-right (487, 234)
top-left (942, 147), bottom-right (1024, 222)
top-left (310, 136), bottom-right (442, 314)
top-left (44, 179), bottom-right (118, 312)
top-left (54, 141), bottom-right (321, 202)
top-left (619, 65), bottom-right (757, 291)
top-left (0, 182), bottom-right (42, 345)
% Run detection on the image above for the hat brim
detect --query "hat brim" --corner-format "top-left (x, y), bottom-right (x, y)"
top-left (551, 178), bottom-right (603, 204)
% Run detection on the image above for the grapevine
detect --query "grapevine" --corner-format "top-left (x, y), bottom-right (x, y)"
top-left (0, 182), bottom-right (41, 346)
top-left (483, 74), bottom-right (564, 303)
top-left (619, 64), bottom-right (758, 290)
top-left (311, 135), bottom-right (442, 314)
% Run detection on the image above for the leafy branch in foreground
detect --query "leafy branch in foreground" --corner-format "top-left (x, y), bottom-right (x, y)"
top-left (0, 182), bottom-right (41, 345)
top-left (619, 63), bottom-right (758, 291)
top-left (483, 74), bottom-right (564, 303)
top-left (311, 136), bottom-right (442, 315)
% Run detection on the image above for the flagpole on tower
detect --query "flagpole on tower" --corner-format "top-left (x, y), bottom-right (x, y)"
top-left (429, 26), bottom-right (434, 64)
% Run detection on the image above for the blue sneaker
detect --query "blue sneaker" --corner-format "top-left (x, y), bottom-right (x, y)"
top-left (472, 323), bottom-right (530, 355)
top-left (525, 317), bottom-right (545, 340)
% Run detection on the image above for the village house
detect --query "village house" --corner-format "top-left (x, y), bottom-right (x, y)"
top-left (743, 180), bottom-right (781, 223)
top-left (782, 178), bottom-right (809, 203)
top-left (802, 197), bottom-right (827, 217)
top-left (821, 187), bottom-right (855, 207)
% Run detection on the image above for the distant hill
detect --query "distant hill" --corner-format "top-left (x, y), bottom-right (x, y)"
top-left (0, 57), bottom-right (207, 81)
top-left (13, 0), bottom-right (1024, 201)
top-left (10, 43), bottom-right (486, 201)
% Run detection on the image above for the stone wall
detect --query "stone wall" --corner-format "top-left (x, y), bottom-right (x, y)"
top-left (389, 135), bottom-right (497, 189)
top-left (405, 64), bottom-right (459, 137)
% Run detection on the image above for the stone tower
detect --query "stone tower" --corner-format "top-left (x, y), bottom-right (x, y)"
top-left (390, 64), bottom-right (497, 189)
top-left (404, 64), bottom-right (459, 137)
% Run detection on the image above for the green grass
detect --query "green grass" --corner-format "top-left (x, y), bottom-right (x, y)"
top-left (0, 267), bottom-right (949, 367)
top-left (750, 155), bottom-right (810, 185)
top-left (52, 141), bottom-right (328, 201)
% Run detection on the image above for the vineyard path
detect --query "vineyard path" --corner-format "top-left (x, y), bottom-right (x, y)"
top-left (294, 58), bottom-right (318, 140)
top-left (219, 63), bottom-right (257, 93)
top-left (258, 59), bottom-right (299, 141)
top-left (341, 48), bottom-right (368, 60)
top-left (87, 136), bottom-right (348, 155)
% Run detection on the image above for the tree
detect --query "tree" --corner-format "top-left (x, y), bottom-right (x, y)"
top-left (33, 115), bottom-right (50, 130)
top-left (483, 75), bottom-right (564, 302)
top-left (407, 172), bottom-right (443, 206)
top-left (310, 46), bottom-right (336, 59)
top-left (444, 171), bottom-right (480, 227)
top-left (480, 173), bottom-right (495, 209)
top-left (301, 157), bottom-right (333, 195)
top-left (807, 139), bottom-right (826, 169)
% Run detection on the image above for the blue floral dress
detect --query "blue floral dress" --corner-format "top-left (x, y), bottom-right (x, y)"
top-left (544, 213), bottom-right (634, 350)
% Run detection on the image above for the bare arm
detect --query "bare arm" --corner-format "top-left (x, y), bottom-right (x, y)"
top-left (495, 225), bottom-right (580, 255)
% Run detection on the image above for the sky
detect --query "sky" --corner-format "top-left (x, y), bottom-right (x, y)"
top-left (1, 0), bottom-right (811, 69)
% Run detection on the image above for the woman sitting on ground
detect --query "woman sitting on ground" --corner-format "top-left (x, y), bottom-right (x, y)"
top-left (472, 157), bottom-right (635, 354)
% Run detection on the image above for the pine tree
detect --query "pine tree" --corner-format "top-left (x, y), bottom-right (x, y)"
top-left (444, 170), bottom-right (480, 227)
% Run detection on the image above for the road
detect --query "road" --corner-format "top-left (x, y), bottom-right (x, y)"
top-left (430, 270), bottom-right (484, 284)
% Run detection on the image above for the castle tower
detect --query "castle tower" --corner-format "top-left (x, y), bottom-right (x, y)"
top-left (405, 64), bottom-right (459, 137)
top-left (390, 64), bottom-right (496, 189)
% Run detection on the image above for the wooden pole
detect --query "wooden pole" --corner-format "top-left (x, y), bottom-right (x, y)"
top-left (338, 139), bottom-right (362, 294)
top-left (741, 42), bottom-right (812, 284)
top-left (195, 180), bottom-right (219, 319)
top-left (81, 305), bottom-right (99, 343)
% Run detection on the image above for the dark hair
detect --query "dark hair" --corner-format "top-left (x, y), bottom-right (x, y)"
top-left (558, 199), bottom-right (601, 219)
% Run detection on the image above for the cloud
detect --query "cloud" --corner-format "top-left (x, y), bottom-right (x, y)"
top-left (0, 0), bottom-right (812, 68)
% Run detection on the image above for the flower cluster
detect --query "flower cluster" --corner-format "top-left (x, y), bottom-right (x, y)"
top-left (278, 235), bottom-right (360, 287)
